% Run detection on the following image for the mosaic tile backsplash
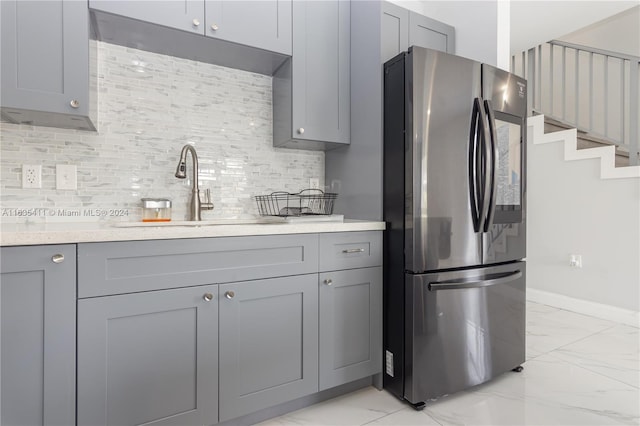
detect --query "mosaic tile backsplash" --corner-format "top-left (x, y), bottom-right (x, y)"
top-left (0, 41), bottom-right (324, 223)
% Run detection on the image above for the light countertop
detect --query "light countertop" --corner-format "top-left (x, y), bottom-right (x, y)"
top-left (0, 219), bottom-right (386, 246)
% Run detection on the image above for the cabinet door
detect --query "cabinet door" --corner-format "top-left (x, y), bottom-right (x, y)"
top-left (89, 0), bottom-right (205, 34)
top-left (77, 285), bottom-right (218, 426)
top-left (409, 11), bottom-right (455, 53)
top-left (381, 1), bottom-right (409, 63)
top-left (205, 0), bottom-right (291, 55)
top-left (0, 0), bottom-right (94, 129)
top-left (0, 245), bottom-right (76, 426)
top-left (219, 275), bottom-right (318, 421)
top-left (319, 267), bottom-right (382, 391)
top-left (291, 0), bottom-right (350, 144)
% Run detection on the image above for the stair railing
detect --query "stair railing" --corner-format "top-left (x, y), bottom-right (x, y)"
top-left (512, 40), bottom-right (639, 166)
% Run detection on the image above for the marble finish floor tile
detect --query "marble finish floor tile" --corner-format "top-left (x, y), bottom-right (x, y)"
top-left (550, 324), bottom-right (640, 388)
top-left (257, 387), bottom-right (406, 426)
top-left (364, 408), bottom-right (441, 425)
top-left (259, 302), bottom-right (639, 426)
top-left (526, 305), bottom-right (617, 356)
top-left (425, 354), bottom-right (639, 425)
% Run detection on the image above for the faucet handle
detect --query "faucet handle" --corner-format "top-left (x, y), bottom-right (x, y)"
top-left (201, 188), bottom-right (214, 211)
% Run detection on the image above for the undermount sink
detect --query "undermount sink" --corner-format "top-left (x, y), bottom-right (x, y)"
top-left (112, 218), bottom-right (283, 228)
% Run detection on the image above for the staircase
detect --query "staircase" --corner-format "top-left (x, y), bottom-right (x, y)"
top-left (512, 40), bottom-right (640, 167)
top-left (528, 114), bottom-right (640, 179)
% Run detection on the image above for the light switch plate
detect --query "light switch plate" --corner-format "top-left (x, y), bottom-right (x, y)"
top-left (56, 164), bottom-right (77, 190)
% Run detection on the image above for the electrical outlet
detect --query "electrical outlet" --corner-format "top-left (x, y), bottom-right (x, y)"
top-left (56, 164), bottom-right (77, 190)
top-left (569, 254), bottom-right (583, 268)
top-left (309, 178), bottom-right (320, 189)
top-left (22, 165), bottom-right (42, 189)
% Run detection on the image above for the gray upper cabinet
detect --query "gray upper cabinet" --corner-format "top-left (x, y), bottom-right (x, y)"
top-left (89, 0), bottom-right (291, 75)
top-left (0, 0), bottom-right (96, 130)
top-left (273, 0), bottom-right (350, 150)
top-left (409, 11), bottom-right (455, 53)
top-left (381, 1), bottom-right (409, 63)
top-left (89, 0), bottom-right (205, 34)
top-left (381, 2), bottom-right (454, 63)
top-left (319, 267), bottom-right (383, 391)
top-left (219, 274), bottom-right (319, 421)
top-left (0, 245), bottom-right (76, 426)
top-left (77, 285), bottom-right (219, 426)
top-left (205, 1), bottom-right (292, 55)
top-left (325, 1), bottom-right (454, 220)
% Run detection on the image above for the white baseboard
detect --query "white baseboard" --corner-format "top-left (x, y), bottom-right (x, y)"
top-left (527, 288), bottom-right (640, 328)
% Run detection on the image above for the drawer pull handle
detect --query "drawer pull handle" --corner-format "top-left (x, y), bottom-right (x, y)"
top-left (203, 293), bottom-right (214, 302)
top-left (342, 248), bottom-right (364, 254)
top-left (225, 291), bottom-right (235, 299)
top-left (51, 254), bottom-right (65, 263)
top-left (324, 279), bottom-right (333, 286)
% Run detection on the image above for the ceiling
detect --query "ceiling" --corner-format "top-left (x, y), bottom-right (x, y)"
top-left (510, 0), bottom-right (639, 55)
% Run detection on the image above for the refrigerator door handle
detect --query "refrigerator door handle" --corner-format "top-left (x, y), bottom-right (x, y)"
top-left (428, 270), bottom-right (522, 291)
top-left (478, 99), bottom-right (492, 232)
top-left (469, 98), bottom-right (484, 232)
top-left (483, 100), bottom-right (499, 232)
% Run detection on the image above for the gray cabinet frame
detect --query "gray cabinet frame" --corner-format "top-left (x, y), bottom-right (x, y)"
top-left (273, 0), bottom-right (350, 150)
top-left (0, 244), bottom-right (76, 426)
top-left (89, 0), bottom-right (206, 34)
top-left (77, 285), bottom-right (219, 426)
top-left (218, 274), bottom-right (319, 421)
top-left (319, 267), bottom-right (383, 391)
top-left (205, 0), bottom-right (292, 55)
top-left (326, 1), bottom-right (454, 219)
top-left (0, 0), bottom-right (96, 130)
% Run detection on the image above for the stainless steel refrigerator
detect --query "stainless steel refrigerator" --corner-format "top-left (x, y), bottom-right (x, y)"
top-left (383, 46), bottom-right (527, 408)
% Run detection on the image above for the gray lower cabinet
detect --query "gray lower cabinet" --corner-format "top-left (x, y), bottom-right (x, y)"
top-left (0, 245), bottom-right (76, 426)
top-left (0, 0), bottom-right (96, 130)
top-left (319, 267), bottom-right (383, 391)
top-left (273, 0), bottom-right (350, 149)
top-left (77, 285), bottom-right (219, 426)
top-left (218, 274), bottom-right (319, 421)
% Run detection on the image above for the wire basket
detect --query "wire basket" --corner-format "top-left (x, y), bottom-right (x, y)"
top-left (254, 189), bottom-right (338, 217)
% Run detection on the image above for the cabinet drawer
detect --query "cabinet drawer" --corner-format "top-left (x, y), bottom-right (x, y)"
top-left (319, 231), bottom-right (382, 272)
top-left (78, 234), bottom-right (318, 298)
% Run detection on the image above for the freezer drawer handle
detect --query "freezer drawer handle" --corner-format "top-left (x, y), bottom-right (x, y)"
top-left (428, 270), bottom-right (522, 291)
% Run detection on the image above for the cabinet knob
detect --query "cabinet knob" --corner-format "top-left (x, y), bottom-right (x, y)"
top-left (225, 291), bottom-right (235, 299)
top-left (51, 254), bottom-right (65, 264)
top-left (211, 24), bottom-right (219, 31)
top-left (69, 100), bottom-right (79, 109)
top-left (203, 293), bottom-right (214, 302)
top-left (297, 127), bottom-right (305, 135)
top-left (192, 18), bottom-right (200, 27)
top-left (324, 279), bottom-right (333, 286)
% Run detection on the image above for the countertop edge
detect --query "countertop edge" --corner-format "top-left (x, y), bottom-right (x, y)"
top-left (0, 221), bottom-right (386, 246)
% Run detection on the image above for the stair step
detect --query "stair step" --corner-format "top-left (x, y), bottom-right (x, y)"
top-left (543, 120), bottom-right (630, 167)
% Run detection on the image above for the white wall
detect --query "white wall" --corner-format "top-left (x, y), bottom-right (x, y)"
top-left (527, 127), bottom-right (640, 313)
top-left (421, 1), bottom-right (501, 66)
top-left (510, 1), bottom-right (639, 55)
top-left (559, 5), bottom-right (640, 57)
